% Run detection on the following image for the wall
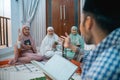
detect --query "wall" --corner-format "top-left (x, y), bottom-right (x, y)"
top-left (0, 0), bottom-right (11, 17)
top-left (0, 0), bottom-right (20, 55)
top-left (0, 0), bottom-right (46, 55)
top-left (31, 0), bottom-right (46, 47)
top-left (11, 0), bottom-right (20, 45)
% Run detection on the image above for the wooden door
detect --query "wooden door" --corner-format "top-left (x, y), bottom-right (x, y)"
top-left (46, 0), bottom-right (80, 36)
top-left (51, 0), bottom-right (63, 36)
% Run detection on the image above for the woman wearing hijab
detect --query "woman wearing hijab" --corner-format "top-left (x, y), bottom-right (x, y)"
top-left (40, 26), bottom-right (62, 58)
top-left (64, 26), bottom-right (84, 60)
top-left (9, 25), bottom-right (44, 64)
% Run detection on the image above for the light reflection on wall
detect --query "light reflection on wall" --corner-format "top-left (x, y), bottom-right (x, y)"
top-left (0, 0), bottom-right (11, 17)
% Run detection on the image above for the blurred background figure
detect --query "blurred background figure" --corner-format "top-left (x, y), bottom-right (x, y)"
top-left (9, 25), bottom-right (44, 64)
top-left (64, 26), bottom-right (84, 60)
top-left (40, 26), bottom-right (62, 59)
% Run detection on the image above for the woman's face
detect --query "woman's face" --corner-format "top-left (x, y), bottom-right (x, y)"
top-left (71, 29), bottom-right (77, 35)
top-left (47, 29), bottom-right (54, 35)
top-left (23, 27), bottom-right (30, 36)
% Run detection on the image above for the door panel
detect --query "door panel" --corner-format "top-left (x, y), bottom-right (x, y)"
top-left (62, 0), bottom-right (75, 35)
top-left (52, 0), bottom-right (63, 36)
top-left (47, 0), bottom-right (80, 36)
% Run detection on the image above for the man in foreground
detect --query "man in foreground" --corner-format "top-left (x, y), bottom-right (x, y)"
top-left (61, 0), bottom-right (120, 79)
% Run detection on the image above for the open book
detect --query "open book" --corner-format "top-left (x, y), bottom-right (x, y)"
top-left (31, 54), bottom-right (78, 80)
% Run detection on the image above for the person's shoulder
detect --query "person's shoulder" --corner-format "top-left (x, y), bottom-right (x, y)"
top-left (92, 45), bottom-right (120, 80)
top-left (99, 45), bottom-right (120, 62)
top-left (105, 44), bottom-right (120, 54)
top-left (41, 35), bottom-right (48, 43)
top-left (86, 45), bottom-right (120, 80)
top-left (54, 33), bottom-right (59, 37)
top-left (79, 34), bottom-right (82, 37)
top-left (77, 34), bottom-right (83, 40)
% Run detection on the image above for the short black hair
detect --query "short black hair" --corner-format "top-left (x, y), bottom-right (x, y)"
top-left (83, 0), bottom-right (120, 33)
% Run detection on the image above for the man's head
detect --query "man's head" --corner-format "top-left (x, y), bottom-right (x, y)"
top-left (47, 26), bottom-right (54, 35)
top-left (80, 0), bottom-right (120, 45)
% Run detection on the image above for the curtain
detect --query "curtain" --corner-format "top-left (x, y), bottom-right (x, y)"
top-left (19, 0), bottom-right (46, 47)
top-left (21, 0), bottom-right (39, 27)
top-left (31, 0), bottom-right (46, 47)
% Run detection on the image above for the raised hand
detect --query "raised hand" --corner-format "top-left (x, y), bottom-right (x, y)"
top-left (60, 32), bottom-right (71, 48)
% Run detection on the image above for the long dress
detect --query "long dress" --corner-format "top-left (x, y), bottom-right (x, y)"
top-left (10, 26), bottom-right (43, 64)
top-left (40, 34), bottom-right (62, 58)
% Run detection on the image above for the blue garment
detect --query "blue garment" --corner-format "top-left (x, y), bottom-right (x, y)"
top-left (81, 28), bottom-right (120, 80)
top-left (64, 48), bottom-right (75, 59)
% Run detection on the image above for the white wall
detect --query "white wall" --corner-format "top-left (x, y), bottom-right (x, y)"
top-left (11, 0), bottom-right (20, 45)
top-left (31, 0), bottom-right (46, 47)
top-left (0, 0), bottom-right (20, 54)
top-left (0, 0), bottom-right (11, 17)
top-left (0, 0), bottom-right (12, 47)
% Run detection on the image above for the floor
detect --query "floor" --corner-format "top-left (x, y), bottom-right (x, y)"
top-left (0, 44), bottom-right (95, 61)
top-left (0, 44), bottom-right (96, 80)
top-left (0, 51), bottom-right (14, 61)
top-left (0, 45), bottom-right (6, 49)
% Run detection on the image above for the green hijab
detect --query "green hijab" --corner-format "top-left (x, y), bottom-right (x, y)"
top-left (69, 26), bottom-right (84, 49)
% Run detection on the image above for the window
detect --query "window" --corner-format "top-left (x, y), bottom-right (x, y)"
top-left (0, 0), bottom-right (12, 48)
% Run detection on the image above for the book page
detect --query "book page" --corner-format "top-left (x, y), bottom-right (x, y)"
top-left (31, 54), bottom-right (78, 80)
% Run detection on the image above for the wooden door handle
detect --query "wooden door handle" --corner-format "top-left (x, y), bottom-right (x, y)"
top-left (63, 5), bottom-right (66, 20)
top-left (60, 5), bottom-right (62, 20)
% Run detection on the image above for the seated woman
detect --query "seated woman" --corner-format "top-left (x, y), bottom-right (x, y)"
top-left (40, 27), bottom-right (62, 58)
top-left (9, 25), bottom-right (44, 64)
top-left (64, 26), bottom-right (84, 60)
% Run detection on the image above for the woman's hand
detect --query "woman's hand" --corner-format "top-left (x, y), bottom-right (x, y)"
top-left (61, 33), bottom-right (78, 53)
top-left (60, 32), bottom-right (71, 48)
top-left (26, 45), bottom-right (32, 49)
top-left (21, 44), bottom-right (32, 50)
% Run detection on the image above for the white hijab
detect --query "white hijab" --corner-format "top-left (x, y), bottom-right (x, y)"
top-left (40, 27), bottom-right (59, 56)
